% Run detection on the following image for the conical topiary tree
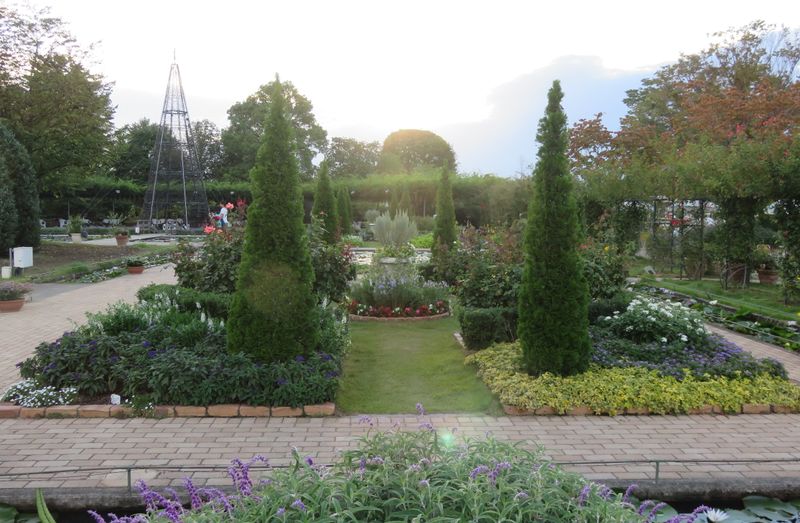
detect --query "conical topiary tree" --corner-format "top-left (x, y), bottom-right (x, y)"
top-left (0, 123), bottom-right (40, 248)
top-left (389, 188), bottom-right (399, 218)
top-left (432, 168), bottom-right (457, 261)
top-left (312, 162), bottom-right (339, 243)
top-left (337, 186), bottom-right (352, 235)
top-left (399, 185), bottom-right (412, 215)
top-left (518, 80), bottom-right (590, 376)
top-left (227, 78), bottom-right (319, 364)
top-left (0, 162), bottom-right (18, 252)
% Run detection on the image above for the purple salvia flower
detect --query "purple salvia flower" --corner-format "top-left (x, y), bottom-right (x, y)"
top-left (407, 463), bottom-right (421, 472)
top-left (358, 415), bottom-right (373, 426)
top-left (469, 465), bottom-right (489, 480)
top-left (514, 491), bottom-right (529, 501)
top-left (622, 483), bottom-right (638, 503)
top-left (183, 477), bottom-right (202, 510)
top-left (367, 456), bottom-right (385, 465)
top-left (419, 479), bottom-right (430, 487)
top-left (686, 505), bottom-right (712, 523)
top-left (87, 511), bottom-right (107, 523)
top-left (577, 484), bottom-right (592, 507)
top-left (305, 456), bottom-right (314, 466)
top-left (638, 500), bottom-right (655, 515)
top-left (419, 422), bottom-right (434, 431)
top-left (275, 507), bottom-right (286, 516)
top-left (416, 402), bottom-right (426, 415)
top-left (291, 498), bottom-right (306, 512)
top-left (646, 502), bottom-right (669, 522)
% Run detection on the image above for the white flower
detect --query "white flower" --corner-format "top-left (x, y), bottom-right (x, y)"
top-left (789, 321), bottom-right (797, 327)
top-left (704, 508), bottom-right (729, 522)
top-left (603, 316), bottom-right (612, 321)
top-left (660, 337), bottom-right (667, 343)
top-left (625, 326), bottom-right (633, 332)
top-left (709, 300), bottom-right (718, 306)
top-left (679, 334), bottom-right (688, 342)
top-left (613, 311), bottom-right (620, 315)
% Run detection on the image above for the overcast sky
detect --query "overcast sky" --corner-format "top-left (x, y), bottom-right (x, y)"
top-left (28, 0), bottom-right (800, 176)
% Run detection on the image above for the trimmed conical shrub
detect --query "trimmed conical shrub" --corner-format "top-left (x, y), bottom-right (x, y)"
top-left (0, 123), bottom-right (39, 248)
top-left (226, 78), bottom-right (319, 364)
top-left (312, 162), bottom-right (339, 244)
top-left (0, 162), bottom-right (18, 251)
top-left (337, 186), bottom-right (352, 235)
top-left (389, 188), bottom-right (399, 219)
top-left (517, 80), bottom-right (590, 376)
top-left (399, 185), bottom-right (412, 215)
top-left (432, 168), bottom-right (457, 261)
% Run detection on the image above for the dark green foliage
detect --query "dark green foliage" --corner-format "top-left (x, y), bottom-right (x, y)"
top-left (312, 162), bottom-right (339, 243)
top-left (399, 185), bottom-right (412, 214)
top-left (227, 79), bottom-right (319, 364)
top-left (0, 162), bottom-right (18, 251)
top-left (714, 197), bottom-right (759, 274)
top-left (776, 199), bottom-right (800, 303)
top-left (587, 292), bottom-right (634, 324)
top-left (518, 80), bottom-right (591, 376)
top-left (337, 186), bottom-right (352, 235)
top-left (307, 216), bottom-right (355, 303)
top-left (432, 169), bottom-right (457, 261)
top-left (458, 307), bottom-right (518, 350)
top-left (325, 137), bottom-right (380, 178)
top-left (173, 229), bottom-right (243, 294)
top-left (18, 302), bottom-right (347, 407)
top-left (0, 122), bottom-right (39, 248)
top-left (109, 119), bottom-right (159, 182)
top-left (581, 242), bottom-right (626, 300)
top-left (380, 129), bottom-right (456, 172)
top-left (136, 284), bottom-right (232, 320)
top-left (389, 188), bottom-right (399, 218)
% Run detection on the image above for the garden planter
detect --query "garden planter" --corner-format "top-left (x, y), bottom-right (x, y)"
top-left (349, 311), bottom-right (450, 322)
top-left (0, 299), bottom-right (25, 312)
top-left (115, 234), bottom-right (129, 247)
top-left (757, 268), bottom-right (779, 285)
top-left (70, 233), bottom-right (82, 243)
top-left (127, 266), bottom-right (145, 274)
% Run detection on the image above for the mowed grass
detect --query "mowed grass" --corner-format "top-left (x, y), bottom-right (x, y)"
top-left (642, 276), bottom-right (800, 321)
top-left (337, 316), bottom-right (499, 414)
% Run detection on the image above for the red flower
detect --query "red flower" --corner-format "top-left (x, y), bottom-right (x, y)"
top-left (203, 225), bottom-right (215, 234)
top-left (225, 202), bottom-right (234, 210)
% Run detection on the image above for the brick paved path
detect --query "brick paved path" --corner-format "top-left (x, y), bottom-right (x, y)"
top-left (1, 275), bottom-right (800, 488)
top-left (707, 324), bottom-right (800, 382)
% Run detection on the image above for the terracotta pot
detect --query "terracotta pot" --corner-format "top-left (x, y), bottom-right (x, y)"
top-left (127, 266), bottom-right (145, 274)
top-left (757, 268), bottom-right (779, 285)
top-left (115, 234), bottom-right (129, 247)
top-left (0, 299), bottom-right (25, 312)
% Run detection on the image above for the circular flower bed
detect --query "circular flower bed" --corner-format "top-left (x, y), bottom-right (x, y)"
top-left (347, 265), bottom-right (450, 318)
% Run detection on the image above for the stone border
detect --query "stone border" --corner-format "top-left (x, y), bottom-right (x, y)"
top-left (349, 312), bottom-right (450, 322)
top-left (501, 403), bottom-right (796, 416)
top-left (0, 402), bottom-right (335, 419)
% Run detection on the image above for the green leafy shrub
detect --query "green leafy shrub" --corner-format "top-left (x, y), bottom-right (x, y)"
top-left (601, 295), bottom-right (707, 347)
top-left (173, 228), bottom-right (244, 293)
top-left (16, 300), bottom-right (348, 407)
top-left (458, 306), bottom-right (517, 350)
top-left (336, 186), bottom-right (353, 235)
top-left (582, 241), bottom-right (626, 300)
top-left (588, 292), bottom-right (634, 324)
top-left (311, 162), bottom-right (339, 243)
top-left (307, 216), bottom-right (356, 303)
top-left (410, 232), bottom-right (433, 248)
top-left (467, 342), bottom-right (800, 414)
top-left (432, 168), bottom-right (458, 264)
top-left (137, 284), bottom-right (231, 319)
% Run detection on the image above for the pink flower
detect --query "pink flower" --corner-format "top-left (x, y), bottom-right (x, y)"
top-left (226, 202), bottom-right (234, 210)
top-left (203, 225), bottom-right (215, 234)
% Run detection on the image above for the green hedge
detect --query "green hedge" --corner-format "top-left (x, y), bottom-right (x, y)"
top-left (458, 306), bottom-right (518, 350)
top-left (136, 284), bottom-right (231, 320)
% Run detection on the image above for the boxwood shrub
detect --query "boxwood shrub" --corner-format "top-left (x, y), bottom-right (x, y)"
top-left (457, 306), bottom-right (517, 350)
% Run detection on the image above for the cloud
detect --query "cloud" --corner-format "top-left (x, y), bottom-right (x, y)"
top-left (437, 56), bottom-right (652, 177)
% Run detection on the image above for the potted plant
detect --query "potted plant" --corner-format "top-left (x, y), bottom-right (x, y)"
top-left (754, 244), bottom-right (780, 285)
top-left (68, 215), bottom-right (83, 243)
top-left (126, 257), bottom-right (145, 274)
top-left (114, 228), bottom-right (129, 247)
top-left (0, 281), bottom-right (32, 312)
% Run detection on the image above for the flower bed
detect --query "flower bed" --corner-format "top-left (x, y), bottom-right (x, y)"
top-left (349, 310), bottom-right (450, 322)
top-left (2, 291), bottom-right (348, 411)
top-left (348, 300), bottom-right (449, 318)
top-left (467, 342), bottom-right (800, 415)
top-left (347, 263), bottom-right (449, 318)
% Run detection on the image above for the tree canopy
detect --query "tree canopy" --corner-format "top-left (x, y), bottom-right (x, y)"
top-left (379, 129), bottom-right (456, 173)
top-left (325, 137), bottom-right (380, 178)
top-left (110, 119), bottom-right (158, 182)
top-left (222, 80), bottom-right (327, 182)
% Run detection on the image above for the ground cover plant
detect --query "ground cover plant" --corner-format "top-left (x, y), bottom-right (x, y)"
top-left (5, 291), bottom-right (348, 408)
top-left (337, 317), bottom-right (496, 413)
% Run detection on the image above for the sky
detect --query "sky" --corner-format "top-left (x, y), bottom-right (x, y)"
top-left (25, 0), bottom-right (800, 176)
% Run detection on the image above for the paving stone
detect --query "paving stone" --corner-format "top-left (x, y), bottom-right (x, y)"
top-left (207, 404), bottom-right (240, 417)
top-left (239, 406), bottom-right (270, 417)
top-left (174, 406), bottom-right (207, 417)
top-left (304, 403), bottom-right (335, 417)
top-left (19, 408), bottom-right (45, 419)
top-left (271, 406), bottom-right (303, 417)
top-left (79, 405), bottom-right (110, 418)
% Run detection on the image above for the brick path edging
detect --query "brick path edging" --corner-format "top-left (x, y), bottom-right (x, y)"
top-left (349, 312), bottom-right (450, 322)
top-left (0, 402), bottom-right (335, 419)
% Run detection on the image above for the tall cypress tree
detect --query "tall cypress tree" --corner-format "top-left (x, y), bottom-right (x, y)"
top-left (0, 123), bottom-right (40, 248)
top-left (399, 185), bottom-right (412, 215)
top-left (432, 168), bottom-right (457, 260)
top-left (337, 186), bottom-right (352, 235)
top-left (227, 78), bottom-right (319, 364)
top-left (0, 162), bottom-right (18, 252)
top-left (389, 188), bottom-right (399, 218)
top-left (312, 162), bottom-right (339, 243)
top-left (518, 80), bottom-right (590, 376)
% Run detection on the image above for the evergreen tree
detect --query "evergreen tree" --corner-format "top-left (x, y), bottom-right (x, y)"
top-left (227, 78), bottom-right (319, 364)
top-left (389, 188), bottom-right (399, 219)
top-left (432, 168), bottom-right (457, 260)
top-left (0, 162), bottom-right (18, 252)
top-left (518, 80), bottom-right (590, 376)
top-left (312, 162), bottom-right (339, 243)
top-left (337, 187), bottom-right (352, 235)
top-left (399, 185), bottom-right (412, 215)
top-left (0, 123), bottom-right (39, 248)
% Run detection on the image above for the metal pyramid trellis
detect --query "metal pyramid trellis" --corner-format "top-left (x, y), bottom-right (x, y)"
top-left (139, 62), bottom-right (209, 231)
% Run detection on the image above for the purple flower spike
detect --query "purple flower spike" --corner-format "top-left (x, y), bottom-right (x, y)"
top-left (87, 511), bottom-right (107, 523)
top-left (291, 498), bottom-right (307, 512)
top-left (415, 402), bottom-right (426, 416)
top-left (622, 483), bottom-right (638, 503)
top-left (577, 484), bottom-right (592, 507)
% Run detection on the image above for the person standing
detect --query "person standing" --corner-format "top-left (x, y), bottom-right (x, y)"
top-left (219, 202), bottom-right (229, 228)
